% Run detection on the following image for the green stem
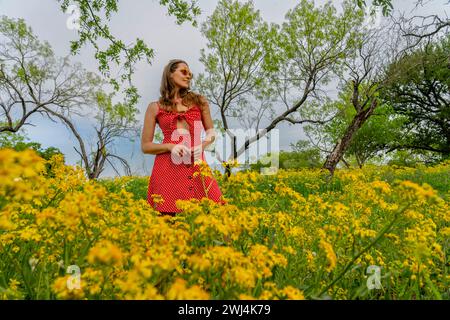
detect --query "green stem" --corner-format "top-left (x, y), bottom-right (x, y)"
top-left (267, 197), bottom-right (279, 215)
top-left (200, 175), bottom-right (210, 198)
top-left (43, 189), bottom-right (62, 209)
top-left (6, 251), bottom-right (33, 298)
top-left (318, 202), bottom-right (411, 298)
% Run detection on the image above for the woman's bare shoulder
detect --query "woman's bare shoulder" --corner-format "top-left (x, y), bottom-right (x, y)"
top-left (197, 95), bottom-right (209, 111)
top-left (198, 95), bottom-right (208, 104)
top-left (146, 101), bottom-right (160, 116)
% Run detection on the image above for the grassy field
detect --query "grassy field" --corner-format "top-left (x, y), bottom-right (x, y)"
top-left (1, 148), bottom-right (449, 299)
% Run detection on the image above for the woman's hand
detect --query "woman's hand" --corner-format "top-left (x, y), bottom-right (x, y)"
top-left (169, 143), bottom-right (191, 158)
top-left (190, 145), bottom-right (203, 161)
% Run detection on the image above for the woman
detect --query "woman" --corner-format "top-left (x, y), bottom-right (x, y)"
top-left (141, 59), bottom-right (226, 216)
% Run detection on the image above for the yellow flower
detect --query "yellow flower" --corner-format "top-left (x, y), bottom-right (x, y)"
top-left (231, 266), bottom-right (256, 288)
top-left (52, 276), bottom-right (85, 299)
top-left (239, 294), bottom-right (256, 300)
top-left (0, 216), bottom-right (16, 230)
top-left (371, 180), bottom-right (392, 194)
top-left (166, 278), bottom-right (210, 300)
top-left (398, 180), bottom-right (439, 202)
top-left (151, 193), bottom-right (165, 205)
top-left (1, 148), bottom-right (448, 300)
top-left (87, 240), bottom-right (123, 266)
top-left (193, 159), bottom-right (213, 178)
top-left (221, 159), bottom-right (239, 169)
top-left (281, 286), bottom-right (305, 300)
top-left (305, 250), bottom-right (316, 265)
top-left (187, 254), bottom-right (212, 272)
top-left (319, 239), bottom-right (337, 272)
top-left (9, 279), bottom-right (20, 291)
top-left (282, 246), bottom-right (296, 255)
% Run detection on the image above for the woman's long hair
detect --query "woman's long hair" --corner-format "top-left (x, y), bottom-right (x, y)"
top-left (158, 59), bottom-right (206, 112)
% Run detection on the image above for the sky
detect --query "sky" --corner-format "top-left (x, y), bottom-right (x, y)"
top-left (0, 0), bottom-right (447, 177)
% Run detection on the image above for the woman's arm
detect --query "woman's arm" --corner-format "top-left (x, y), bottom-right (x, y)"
top-left (199, 96), bottom-right (217, 150)
top-left (141, 102), bottom-right (173, 155)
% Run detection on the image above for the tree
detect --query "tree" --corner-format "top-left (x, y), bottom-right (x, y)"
top-left (305, 88), bottom-right (407, 169)
top-left (382, 37), bottom-right (450, 160)
top-left (287, 140), bottom-right (323, 168)
top-left (342, 104), bottom-right (406, 168)
top-left (250, 148), bottom-right (323, 172)
top-left (0, 16), bottom-right (95, 133)
top-left (197, 0), bottom-right (365, 176)
top-left (0, 129), bottom-right (63, 174)
top-left (0, 129), bottom-right (62, 161)
top-left (195, 0), bottom-right (277, 175)
top-left (354, 0), bottom-right (394, 15)
top-left (396, 0), bottom-right (450, 47)
top-left (354, 0), bottom-right (450, 52)
top-left (0, 17), bottom-right (138, 179)
top-left (57, 0), bottom-right (202, 107)
top-left (44, 91), bottom-right (138, 179)
top-left (321, 24), bottom-right (407, 175)
top-left (316, 1), bottom-right (448, 174)
top-left (249, 139), bottom-right (324, 172)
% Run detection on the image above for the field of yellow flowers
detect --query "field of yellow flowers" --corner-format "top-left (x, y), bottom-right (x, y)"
top-left (0, 148), bottom-right (449, 300)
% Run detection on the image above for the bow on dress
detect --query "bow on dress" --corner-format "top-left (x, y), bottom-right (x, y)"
top-left (169, 107), bottom-right (200, 134)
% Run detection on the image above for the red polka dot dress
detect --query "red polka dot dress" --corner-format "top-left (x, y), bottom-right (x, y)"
top-left (147, 102), bottom-right (226, 213)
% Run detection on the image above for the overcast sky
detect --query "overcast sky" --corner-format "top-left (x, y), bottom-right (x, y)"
top-left (0, 0), bottom-right (447, 177)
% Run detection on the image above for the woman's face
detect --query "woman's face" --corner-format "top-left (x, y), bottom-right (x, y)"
top-left (171, 63), bottom-right (192, 90)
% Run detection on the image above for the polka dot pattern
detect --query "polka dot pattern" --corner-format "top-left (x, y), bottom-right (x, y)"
top-left (147, 102), bottom-right (226, 213)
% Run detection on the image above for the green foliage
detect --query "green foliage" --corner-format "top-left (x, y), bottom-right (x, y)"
top-left (1, 16), bottom-right (139, 179)
top-left (387, 149), bottom-right (446, 168)
top-left (0, 16), bottom-right (102, 134)
top-left (0, 131), bottom-right (63, 176)
top-left (95, 91), bottom-right (137, 126)
top-left (303, 82), bottom-right (408, 168)
top-left (0, 131), bottom-right (62, 162)
top-left (345, 105), bottom-right (405, 166)
top-left (57, 0), bottom-right (201, 108)
top-left (249, 142), bottom-right (324, 172)
top-left (382, 36), bottom-right (450, 159)
top-left (197, 0), bottom-right (278, 100)
top-left (97, 176), bottom-right (148, 201)
top-left (196, 0), bottom-right (367, 169)
top-left (278, 150), bottom-right (322, 170)
top-left (338, 87), bottom-right (406, 166)
top-left (0, 15), bottom-right (55, 59)
top-left (276, 0), bottom-right (365, 83)
top-left (354, 0), bottom-right (394, 15)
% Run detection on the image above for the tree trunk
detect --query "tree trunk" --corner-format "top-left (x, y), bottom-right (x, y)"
top-left (323, 100), bottom-right (377, 175)
top-left (224, 164), bottom-right (231, 178)
top-left (224, 135), bottom-right (238, 178)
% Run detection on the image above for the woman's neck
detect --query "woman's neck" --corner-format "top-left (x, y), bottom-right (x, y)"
top-left (173, 88), bottom-right (182, 100)
top-left (172, 93), bottom-right (182, 103)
